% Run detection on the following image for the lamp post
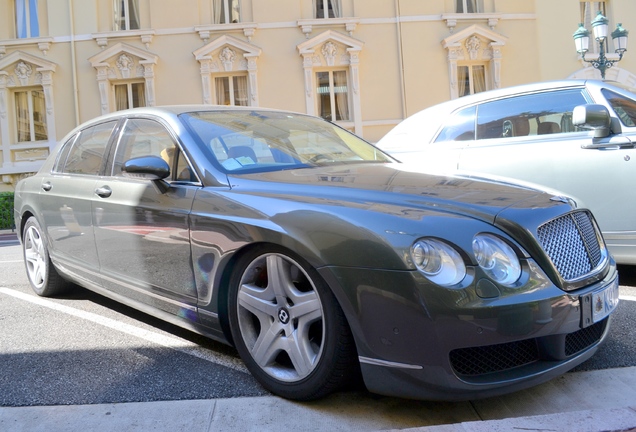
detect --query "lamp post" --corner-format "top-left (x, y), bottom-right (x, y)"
top-left (573, 11), bottom-right (629, 79)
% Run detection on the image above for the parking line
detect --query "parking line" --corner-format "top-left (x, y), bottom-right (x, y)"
top-left (0, 287), bottom-right (248, 374)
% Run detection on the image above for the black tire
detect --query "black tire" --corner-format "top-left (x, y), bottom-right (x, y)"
top-left (22, 216), bottom-right (70, 297)
top-left (228, 245), bottom-right (357, 400)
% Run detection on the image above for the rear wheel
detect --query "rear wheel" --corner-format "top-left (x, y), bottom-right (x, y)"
top-left (228, 246), bottom-right (357, 400)
top-left (22, 217), bottom-right (69, 297)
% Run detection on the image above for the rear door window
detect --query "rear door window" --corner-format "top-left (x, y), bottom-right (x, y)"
top-left (476, 89), bottom-right (589, 140)
top-left (62, 121), bottom-right (118, 175)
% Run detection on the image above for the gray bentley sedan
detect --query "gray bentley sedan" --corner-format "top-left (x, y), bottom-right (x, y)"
top-left (14, 106), bottom-right (618, 401)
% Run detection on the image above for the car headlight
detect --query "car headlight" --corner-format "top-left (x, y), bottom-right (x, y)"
top-left (472, 234), bottom-right (521, 286)
top-left (411, 239), bottom-right (466, 287)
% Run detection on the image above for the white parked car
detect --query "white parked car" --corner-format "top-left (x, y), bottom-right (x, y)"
top-left (378, 79), bottom-right (636, 264)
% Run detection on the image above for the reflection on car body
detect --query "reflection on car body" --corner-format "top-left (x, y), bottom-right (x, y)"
top-left (14, 105), bottom-right (618, 401)
top-left (377, 79), bottom-right (636, 265)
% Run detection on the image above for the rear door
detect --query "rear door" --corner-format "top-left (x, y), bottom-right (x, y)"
top-left (93, 117), bottom-right (201, 317)
top-left (37, 120), bottom-right (118, 285)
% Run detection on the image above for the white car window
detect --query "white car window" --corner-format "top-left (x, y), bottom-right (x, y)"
top-left (476, 89), bottom-right (589, 140)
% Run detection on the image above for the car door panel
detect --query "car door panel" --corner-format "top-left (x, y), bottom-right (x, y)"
top-left (38, 174), bottom-right (101, 284)
top-left (93, 179), bottom-right (198, 315)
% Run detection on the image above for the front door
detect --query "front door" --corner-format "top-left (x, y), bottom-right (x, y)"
top-left (93, 117), bottom-right (200, 317)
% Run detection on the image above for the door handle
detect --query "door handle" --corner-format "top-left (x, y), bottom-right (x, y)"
top-left (41, 181), bottom-right (52, 192)
top-left (95, 186), bottom-right (112, 198)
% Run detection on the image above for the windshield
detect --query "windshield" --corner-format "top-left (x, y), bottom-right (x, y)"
top-left (180, 110), bottom-right (394, 173)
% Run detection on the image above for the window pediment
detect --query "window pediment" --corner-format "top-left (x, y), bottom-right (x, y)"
top-left (297, 30), bottom-right (363, 67)
top-left (88, 42), bottom-right (158, 80)
top-left (193, 35), bottom-right (262, 72)
top-left (0, 51), bottom-right (57, 87)
top-left (442, 24), bottom-right (507, 60)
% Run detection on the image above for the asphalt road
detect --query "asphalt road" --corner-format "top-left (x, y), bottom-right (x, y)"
top-left (1, 235), bottom-right (636, 408)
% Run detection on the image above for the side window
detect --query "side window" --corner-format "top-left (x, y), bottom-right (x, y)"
top-left (114, 0), bottom-right (140, 31)
top-left (112, 118), bottom-right (194, 181)
top-left (62, 121), bottom-right (117, 175)
top-left (476, 90), bottom-right (589, 140)
top-left (456, 0), bottom-right (483, 13)
top-left (214, 0), bottom-right (240, 24)
top-left (602, 89), bottom-right (636, 127)
top-left (15, 0), bottom-right (40, 38)
top-left (315, 0), bottom-right (341, 18)
top-left (435, 106), bottom-right (476, 142)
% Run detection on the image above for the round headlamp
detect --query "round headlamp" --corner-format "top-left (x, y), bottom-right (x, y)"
top-left (411, 238), bottom-right (466, 287)
top-left (472, 234), bottom-right (521, 286)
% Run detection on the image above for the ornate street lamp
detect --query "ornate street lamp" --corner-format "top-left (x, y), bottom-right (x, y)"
top-left (573, 11), bottom-right (629, 79)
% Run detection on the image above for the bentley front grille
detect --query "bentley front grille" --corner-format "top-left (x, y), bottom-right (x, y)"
top-left (537, 210), bottom-right (603, 282)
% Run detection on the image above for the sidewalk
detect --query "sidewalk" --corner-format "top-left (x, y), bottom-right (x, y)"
top-left (2, 367), bottom-right (636, 432)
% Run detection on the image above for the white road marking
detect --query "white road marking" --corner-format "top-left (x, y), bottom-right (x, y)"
top-left (620, 294), bottom-right (636, 302)
top-left (0, 286), bottom-right (248, 374)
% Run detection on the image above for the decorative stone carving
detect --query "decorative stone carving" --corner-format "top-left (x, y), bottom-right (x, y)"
top-left (220, 47), bottom-right (235, 71)
top-left (322, 42), bottom-right (337, 66)
top-left (117, 54), bottom-right (134, 78)
top-left (466, 36), bottom-right (481, 60)
top-left (15, 62), bottom-right (33, 86)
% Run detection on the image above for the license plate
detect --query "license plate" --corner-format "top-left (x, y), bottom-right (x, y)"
top-left (580, 277), bottom-right (619, 327)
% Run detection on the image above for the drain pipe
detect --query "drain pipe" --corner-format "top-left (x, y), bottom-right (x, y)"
top-left (394, 0), bottom-right (407, 120)
top-left (68, 0), bottom-right (80, 126)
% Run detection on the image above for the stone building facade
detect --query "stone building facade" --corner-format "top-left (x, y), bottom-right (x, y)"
top-left (0, 0), bottom-right (634, 191)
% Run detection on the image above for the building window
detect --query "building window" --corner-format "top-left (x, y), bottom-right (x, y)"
top-left (315, 0), bottom-right (341, 19)
top-left (456, 0), bottom-right (483, 13)
top-left (214, 0), bottom-right (240, 24)
top-left (15, 0), bottom-right (39, 38)
top-left (215, 76), bottom-right (248, 106)
top-left (457, 65), bottom-right (487, 97)
top-left (114, 82), bottom-right (145, 111)
top-left (14, 89), bottom-right (47, 142)
top-left (316, 70), bottom-right (349, 121)
top-left (114, 0), bottom-right (140, 31)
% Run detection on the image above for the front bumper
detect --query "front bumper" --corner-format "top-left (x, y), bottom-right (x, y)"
top-left (319, 260), bottom-right (618, 400)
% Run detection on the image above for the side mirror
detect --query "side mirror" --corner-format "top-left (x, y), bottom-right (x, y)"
top-left (122, 156), bottom-right (171, 193)
top-left (123, 156), bottom-right (170, 180)
top-left (572, 104), bottom-right (611, 138)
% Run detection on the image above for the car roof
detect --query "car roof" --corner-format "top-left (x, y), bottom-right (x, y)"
top-left (378, 79), bottom-right (624, 148)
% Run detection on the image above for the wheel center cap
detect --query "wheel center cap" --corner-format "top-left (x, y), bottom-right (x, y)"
top-left (277, 308), bottom-right (290, 324)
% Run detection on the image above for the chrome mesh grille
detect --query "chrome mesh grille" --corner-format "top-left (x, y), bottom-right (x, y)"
top-left (537, 211), bottom-right (602, 281)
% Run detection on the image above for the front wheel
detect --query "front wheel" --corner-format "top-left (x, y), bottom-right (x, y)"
top-left (228, 246), bottom-right (357, 400)
top-left (22, 216), bottom-right (69, 297)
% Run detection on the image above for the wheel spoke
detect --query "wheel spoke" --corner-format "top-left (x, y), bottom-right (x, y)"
top-left (251, 323), bottom-right (284, 367)
top-left (289, 291), bottom-right (321, 321)
top-left (266, 255), bottom-right (296, 299)
top-left (285, 330), bottom-right (317, 377)
top-left (237, 285), bottom-right (278, 319)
